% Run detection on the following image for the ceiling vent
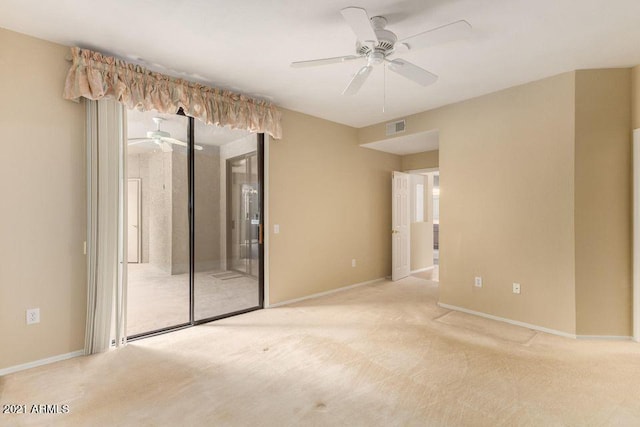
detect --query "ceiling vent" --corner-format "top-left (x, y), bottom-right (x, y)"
top-left (386, 119), bottom-right (406, 136)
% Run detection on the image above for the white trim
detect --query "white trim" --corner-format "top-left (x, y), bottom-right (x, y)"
top-left (268, 277), bottom-right (386, 308)
top-left (406, 167), bottom-right (439, 174)
top-left (411, 266), bottom-right (434, 274)
top-left (0, 350), bottom-right (84, 377)
top-left (634, 129), bottom-right (640, 342)
top-left (437, 302), bottom-right (577, 339)
top-left (576, 335), bottom-right (633, 341)
top-left (263, 134), bottom-right (270, 308)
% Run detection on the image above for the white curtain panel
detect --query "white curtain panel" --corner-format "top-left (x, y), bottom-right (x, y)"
top-left (85, 99), bottom-right (127, 354)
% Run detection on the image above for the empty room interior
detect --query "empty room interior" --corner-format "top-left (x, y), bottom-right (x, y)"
top-left (1, 0), bottom-right (640, 425)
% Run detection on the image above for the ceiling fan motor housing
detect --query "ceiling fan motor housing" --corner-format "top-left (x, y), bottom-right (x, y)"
top-left (357, 16), bottom-right (397, 58)
top-left (146, 129), bottom-right (170, 139)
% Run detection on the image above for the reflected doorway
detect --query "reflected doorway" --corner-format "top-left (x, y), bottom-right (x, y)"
top-left (227, 153), bottom-right (259, 277)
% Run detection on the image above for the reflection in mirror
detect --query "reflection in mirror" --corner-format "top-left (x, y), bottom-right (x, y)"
top-left (126, 109), bottom-right (190, 336)
top-left (125, 108), bottom-right (262, 335)
top-left (194, 122), bottom-right (259, 321)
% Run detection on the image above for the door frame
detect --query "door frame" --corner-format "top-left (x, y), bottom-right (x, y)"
top-left (633, 129), bottom-right (640, 342)
top-left (127, 178), bottom-right (141, 263)
top-left (225, 150), bottom-right (259, 277)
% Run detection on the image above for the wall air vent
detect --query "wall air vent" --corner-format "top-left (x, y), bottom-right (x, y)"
top-left (386, 119), bottom-right (406, 136)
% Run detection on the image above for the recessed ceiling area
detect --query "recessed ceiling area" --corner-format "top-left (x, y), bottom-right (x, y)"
top-left (361, 129), bottom-right (439, 155)
top-left (2, 1), bottom-right (640, 128)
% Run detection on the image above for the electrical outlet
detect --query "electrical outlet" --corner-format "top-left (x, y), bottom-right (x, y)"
top-left (352, 259), bottom-right (356, 267)
top-left (26, 308), bottom-right (40, 325)
top-left (474, 276), bottom-right (483, 288)
top-left (273, 224), bottom-right (280, 234)
top-left (513, 283), bottom-right (521, 294)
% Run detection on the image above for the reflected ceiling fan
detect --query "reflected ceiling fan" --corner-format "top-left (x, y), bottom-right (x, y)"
top-left (128, 117), bottom-right (203, 152)
top-left (291, 7), bottom-right (472, 95)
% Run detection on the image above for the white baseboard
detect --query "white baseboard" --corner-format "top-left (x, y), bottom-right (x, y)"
top-left (268, 277), bottom-right (386, 308)
top-left (576, 335), bottom-right (633, 341)
top-left (411, 266), bottom-right (435, 274)
top-left (437, 302), bottom-right (577, 339)
top-left (0, 350), bottom-right (84, 377)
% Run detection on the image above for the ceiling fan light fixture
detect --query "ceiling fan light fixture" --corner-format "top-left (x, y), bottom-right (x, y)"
top-left (368, 52), bottom-right (385, 65)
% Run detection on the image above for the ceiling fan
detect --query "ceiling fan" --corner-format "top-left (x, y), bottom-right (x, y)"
top-left (128, 117), bottom-right (203, 152)
top-left (291, 7), bottom-right (472, 95)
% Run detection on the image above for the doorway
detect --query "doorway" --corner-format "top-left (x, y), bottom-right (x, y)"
top-left (392, 169), bottom-right (439, 282)
top-left (226, 153), bottom-right (259, 277)
top-left (125, 108), bottom-right (264, 338)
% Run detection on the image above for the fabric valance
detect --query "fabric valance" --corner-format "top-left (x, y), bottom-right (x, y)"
top-left (63, 47), bottom-right (282, 139)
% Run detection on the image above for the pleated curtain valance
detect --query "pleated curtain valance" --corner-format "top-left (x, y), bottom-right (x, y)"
top-left (63, 47), bottom-right (282, 139)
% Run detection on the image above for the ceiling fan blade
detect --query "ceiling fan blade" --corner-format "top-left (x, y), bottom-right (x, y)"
top-left (398, 20), bottom-right (472, 51)
top-left (342, 65), bottom-right (373, 96)
top-left (387, 59), bottom-right (438, 86)
top-left (127, 138), bottom-right (153, 145)
top-left (291, 55), bottom-right (362, 68)
top-left (163, 137), bottom-right (187, 147)
top-left (340, 7), bottom-right (377, 43)
top-left (163, 137), bottom-right (204, 151)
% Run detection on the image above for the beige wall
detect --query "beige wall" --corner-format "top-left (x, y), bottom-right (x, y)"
top-left (574, 69), bottom-right (632, 336)
top-left (194, 145), bottom-right (222, 272)
top-left (171, 149), bottom-right (188, 274)
top-left (0, 29), bottom-right (86, 369)
top-left (411, 223), bottom-right (433, 271)
top-left (402, 150), bottom-right (439, 171)
top-left (128, 146), bottom-right (221, 274)
top-left (360, 73), bottom-right (579, 333)
top-left (268, 109), bottom-right (401, 304)
top-left (360, 70), bottom-right (636, 336)
top-left (632, 65), bottom-right (640, 129)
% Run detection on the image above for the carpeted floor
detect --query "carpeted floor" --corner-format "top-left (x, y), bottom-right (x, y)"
top-left (127, 263), bottom-right (259, 336)
top-left (2, 275), bottom-right (640, 426)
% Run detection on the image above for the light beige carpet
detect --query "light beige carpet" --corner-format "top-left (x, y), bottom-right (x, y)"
top-left (2, 276), bottom-right (640, 426)
top-left (127, 263), bottom-right (259, 336)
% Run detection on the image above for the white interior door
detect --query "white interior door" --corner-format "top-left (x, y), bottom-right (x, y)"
top-left (392, 171), bottom-right (410, 281)
top-left (127, 179), bottom-right (141, 263)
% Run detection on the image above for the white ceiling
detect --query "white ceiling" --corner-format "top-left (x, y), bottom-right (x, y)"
top-left (361, 130), bottom-right (439, 155)
top-left (2, 0), bottom-right (640, 128)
